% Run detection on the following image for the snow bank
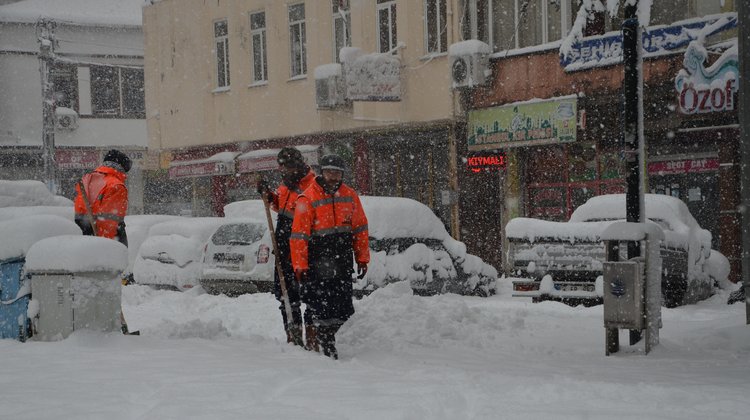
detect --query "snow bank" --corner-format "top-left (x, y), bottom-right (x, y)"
top-left (0, 180), bottom-right (72, 208)
top-left (0, 215), bottom-right (81, 261)
top-left (0, 205), bottom-right (73, 222)
top-left (25, 235), bottom-right (127, 274)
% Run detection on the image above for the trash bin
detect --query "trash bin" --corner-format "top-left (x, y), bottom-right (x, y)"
top-left (25, 235), bottom-right (127, 341)
top-left (0, 215), bottom-right (81, 341)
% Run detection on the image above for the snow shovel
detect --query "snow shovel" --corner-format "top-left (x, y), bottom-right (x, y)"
top-left (258, 175), bottom-right (302, 346)
top-left (78, 180), bottom-right (138, 336)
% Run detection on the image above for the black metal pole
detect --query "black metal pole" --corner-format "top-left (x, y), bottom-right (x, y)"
top-left (622, 2), bottom-right (643, 258)
top-left (737, 0), bottom-right (750, 324)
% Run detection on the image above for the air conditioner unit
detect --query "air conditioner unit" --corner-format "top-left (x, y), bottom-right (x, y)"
top-left (448, 40), bottom-right (491, 89)
top-left (314, 64), bottom-right (347, 109)
top-left (55, 107), bottom-right (79, 130)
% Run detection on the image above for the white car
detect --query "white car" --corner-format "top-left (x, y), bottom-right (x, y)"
top-left (507, 194), bottom-right (729, 307)
top-left (132, 217), bottom-right (228, 291)
top-left (199, 220), bottom-right (274, 296)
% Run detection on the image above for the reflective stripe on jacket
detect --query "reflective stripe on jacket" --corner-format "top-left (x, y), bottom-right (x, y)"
top-left (74, 165), bottom-right (128, 239)
top-left (290, 178), bottom-right (369, 273)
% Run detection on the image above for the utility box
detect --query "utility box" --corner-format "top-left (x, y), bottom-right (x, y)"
top-left (603, 260), bottom-right (644, 330)
top-left (601, 222), bottom-right (663, 356)
top-left (0, 258), bottom-right (30, 341)
top-left (25, 235), bottom-right (127, 341)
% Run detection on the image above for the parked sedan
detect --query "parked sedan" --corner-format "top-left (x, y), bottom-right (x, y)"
top-left (132, 217), bottom-right (228, 291)
top-left (199, 220), bottom-right (274, 296)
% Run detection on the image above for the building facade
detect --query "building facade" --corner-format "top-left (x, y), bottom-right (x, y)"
top-left (460, 0), bottom-right (742, 281)
top-left (0, 0), bottom-right (149, 212)
top-left (143, 0), bottom-right (465, 235)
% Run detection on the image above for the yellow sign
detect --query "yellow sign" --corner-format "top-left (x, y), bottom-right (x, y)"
top-left (467, 96), bottom-right (577, 150)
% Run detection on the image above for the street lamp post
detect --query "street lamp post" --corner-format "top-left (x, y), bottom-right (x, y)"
top-left (37, 18), bottom-right (57, 194)
top-left (737, 0), bottom-right (750, 324)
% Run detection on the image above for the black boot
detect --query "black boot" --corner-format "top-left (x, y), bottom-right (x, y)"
top-left (317, 325), bottom-right (338, 360)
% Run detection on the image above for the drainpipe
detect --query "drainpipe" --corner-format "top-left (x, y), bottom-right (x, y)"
top-left (737, 0), bottom-right (750, 324)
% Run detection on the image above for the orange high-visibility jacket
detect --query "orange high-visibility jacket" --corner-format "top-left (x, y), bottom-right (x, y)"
top-left (74, 165), bottom-right (128, 239)
top-left (290, 180), bottom-right (369, 272)
top-left (270, 170), bottom-right (316, 220)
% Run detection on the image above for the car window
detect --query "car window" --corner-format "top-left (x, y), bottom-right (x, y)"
top-left (212, 224), bottom-right (265, 246)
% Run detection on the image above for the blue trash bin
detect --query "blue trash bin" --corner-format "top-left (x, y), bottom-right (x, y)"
top-left (0, 257), bottom-right (30, 341)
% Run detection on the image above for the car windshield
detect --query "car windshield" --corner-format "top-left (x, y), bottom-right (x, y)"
top-left (212, 224), bottom-right (265, 246)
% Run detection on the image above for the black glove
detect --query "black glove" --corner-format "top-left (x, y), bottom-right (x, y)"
top-left (256, 178), bottom-right (270, 196)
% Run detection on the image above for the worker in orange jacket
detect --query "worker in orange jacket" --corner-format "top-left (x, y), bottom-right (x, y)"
top-left (74, 149), bottom-right (131, 246)
top-left (256, 147), bottom-right (316, 347)
top-left (290, 154), bottom-right (369, 359)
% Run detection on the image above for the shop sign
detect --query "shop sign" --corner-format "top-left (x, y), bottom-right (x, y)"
top-left (674, 35), bottom-right (738, 114)
top-left (343, 50), bottom-right (401, 101)
top-left (55, 149), bottom-right (99, 170)
top-left (236, 146), bottom-right (320, 173)
top-left (561, 13), bottom-right (737, 72)
top-left (467, 96), bottom-right (577, 151)
top-left (647, 158), bottom-right (719, 176)
top-left (466, 152), bottom-right (506, 173)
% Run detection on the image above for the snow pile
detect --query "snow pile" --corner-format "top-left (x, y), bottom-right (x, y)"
top-left (0, 205), bottom-right (73, 222)
top-left (0, 180), bottom-right (72, 208)
top-left (0, 215), bottom-right (81, 261)
top-left (360, 196), bottom-right (449, 241)
top-left (0, 0), bottom-right (145, 26)
top-left (25, 235), bottom-right (127, 274)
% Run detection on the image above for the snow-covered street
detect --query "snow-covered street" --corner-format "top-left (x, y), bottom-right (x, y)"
top-left (1, 280), bottom-right (748, 420)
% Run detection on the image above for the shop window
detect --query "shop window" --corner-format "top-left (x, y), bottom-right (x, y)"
top-left (599, 150), bottom-right (625, 180)
top-left (570, 186), bottom-right (597, 214)
top-left (377, 0), bottom-right (397, 53)
top-left (214, 19), bottom-right (230, 88)
top-left (90, 66), bottom-right (145, 118)
top-left (527, 186), bottom-right (566, 220)
top-left (425, 0), bottom-right (447, 54)
top-left (51, 64), bottom-right (78, 110)
top-left (289, 3), bottom-right (307, 77)
top-left (332, 0), bottom-right (351, 63)
top-left (250, 11), bottom-right (267, 83)
top-left (567, 142), bottom-right (597, 182)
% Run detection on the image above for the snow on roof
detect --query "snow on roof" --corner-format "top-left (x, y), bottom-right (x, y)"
top-left (0, 215), bottom-right (81, 261)
top-left (314, 63), bottom-right (342, 80)
top-left (25, 235), bottom-right (127, 274)
top-left (223, 199), bottom-right (269, 221)
top-left (0, 180), bottom-right (73, 208)
top-left (448, 40), bottom-right (491, 57)
top-left (569, 194), bottom-right (700, 229)
top-left (147, 217), bottom-right (228, 241)
top-left (0, 0), bottom-right (144, 26)
top-left (169, 151), bottom-right (239, 167)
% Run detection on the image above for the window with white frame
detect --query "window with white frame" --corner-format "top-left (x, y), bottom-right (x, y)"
top-left (250, 11), bottom-right (267, 82)
top-left (425, 0), bottom-right (447, 54)
top-left (377, 0), bottom-right (397, 53)
top-left (462, 0), bottom-right (572, 52)
top-left (90, 66), bottom-right (145, 118)
top-left (289, 3), bottom-right (307, 77)
top-left (332, 0), bottom-right (351, 63)
top-left (214, 19), bottom-right (230, 88)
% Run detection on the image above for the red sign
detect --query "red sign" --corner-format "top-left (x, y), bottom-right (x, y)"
top-left (647, 158), bottom-right (719, 175)
top-left (55, 150), bottom-right (100, 170)
top-left (467, 152), bottom-right (506, 173)
top-left (678, 79), bottom-right (736, 114)
top-left (237, 154), bottom-right (278, 173)
top-left (169, 161), bottom-right (234, 179)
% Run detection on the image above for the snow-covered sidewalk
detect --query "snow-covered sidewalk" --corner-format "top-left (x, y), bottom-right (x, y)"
top-left (1, 280), bottom-right (748, 419)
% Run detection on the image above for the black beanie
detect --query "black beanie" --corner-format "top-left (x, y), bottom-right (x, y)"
top-left (103, 149), bottom-right (132, 173)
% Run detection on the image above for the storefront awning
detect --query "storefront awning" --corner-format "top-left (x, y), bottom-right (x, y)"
top-left (236, 145), bottom-right (319, 173)
top-left (168, 151), bottom-right (239, 179)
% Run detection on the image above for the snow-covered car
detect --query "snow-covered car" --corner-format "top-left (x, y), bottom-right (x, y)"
top-left (199, 220), bottom-right (274, 296)
top-left (356, 196), bottom-right (497, 297)
top-left (132, 217), bottom-right (228, 291)
top-left (507, 194), bottom-right (727, 307)
top-left (222, 197), bottom-right (498, 297)
top-left (124, 214), bottom-right (183, 274)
